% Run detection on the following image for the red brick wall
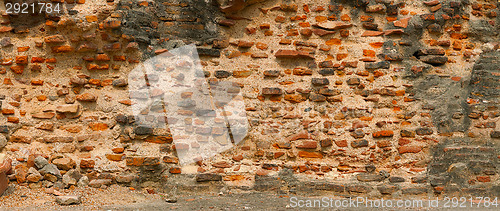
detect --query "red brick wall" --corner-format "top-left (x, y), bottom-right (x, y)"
top-left (0, 0), bottom-right (499, 197)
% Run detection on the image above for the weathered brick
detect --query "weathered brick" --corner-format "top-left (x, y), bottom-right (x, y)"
top-left (196, 174), bottom-right (222, 182)
top-left (298, 151), bottom-right (323, 158)
top-left (51, 46), bottom-right (74, 53)
top-left (284, 94), bottom-right (306, 103)
top-left (262, 88), bottom-right (282, 95)
top-left (351, 139), bottom-right (368, 148)
top-left (126, 157), bottom-right (160, 166)
top-left (311, 78), bottom-right (329, 86)
top-left (76, 93), bottom-right (98, 102)
top-left (275, 50), bottom-right (314, 59)
top-left (398, 146), bottom-right (422, 154)
top-left (372, 130), bottom-right (394, 138)
top-left (44, 35), bottom-right (65, 43)
top-left (89, 123), bottom-right (109, 131)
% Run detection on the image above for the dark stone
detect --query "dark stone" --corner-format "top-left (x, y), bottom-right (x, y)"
top-left (318, 68), bottom-right (336, 76)
top-left (134, 126), bottom-right (153, 135)
top-left (309, 94), bottom-right (326, 102)
top-left (262, 88), bottom-right (282, 95)
top-left (411, 176), bottom-right (428, 183)
top-left (116, 114), bottom-right (128, 124)
top-left (318, 88), bottom-right (340, 96)
top-left (263, 70), bottom-right (280, 77)
top-left (112, 79), bottom-right (128, 87)
top-left (362, 23), bottom-right (378, 30)
top-left (419, 55), bottom-right (448, 65)
top-left (351, 139), bottom-right (368, 148)
top-left (365, 61), bottom-right (390, 69)
top-left (416, 48), bottom-right (445, 56)
top-left (389, 176), bottom-right (406, 183)
top-left (214, 70), bottom-right (231, 78)
top-left (311, 78), bottom-right (329, 85)
top-left (357, 173), bottom-right (384, 182)
top-left (197, 48), bottom-right (221, 57)
top-left (427, 23), bottom-right (442, 34)
top-left (196, 173), bottom-right (222, 182)
top-left (68, 10), bottom-right (78, 15)
top-left (386, 4), bottom-right (399, 16)
top-left (416, 128), bottom-right (433, 135)
top-left (318, 61), bottom-right (333, 68)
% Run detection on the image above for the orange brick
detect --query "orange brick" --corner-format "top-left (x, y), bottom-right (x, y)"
top-left (325, 38), bottom-right (341, 45)
top-left (89, 122), bottom-right (109, 131)
top-left (31, 80), bottom-right (44, 86)
top-left (341, 14), bottom-right (351, 21)
top-left (7, 117), bottom-right (19, 123)
top-left (36, 95), bottom-right (47, 101)
top-left (298, 22), bottom-right (310, 27)
top-left (88, 79), bottom-right (101, 86)
top-left (298, 151), bottom-right (323, 158)
top-left (363, 49), bottom-right (376, 57)
top-left (15, 56), bottom-right (28, 65)
top-left (369, 42), bottom-right (384, 48)
top-left (31, 57), bottom-right (45, 63)
top-left (51, 46), bottom-right (74, 53)
top-left (336, 53), bottom-right (348, 60)
top-left (17, 46), bottom-right (30, 52)
top-left (10, 66), bottom-right (24, 74)
top-left (315, 16), bottom-right (328, 22)
top-left (86, 15), bottom-right (98, 22)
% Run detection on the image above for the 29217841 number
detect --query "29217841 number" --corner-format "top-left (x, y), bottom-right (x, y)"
top-left (443, 197), bottom-right (498, 208)
top-left (5, 3), bottom-right (61, 14)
